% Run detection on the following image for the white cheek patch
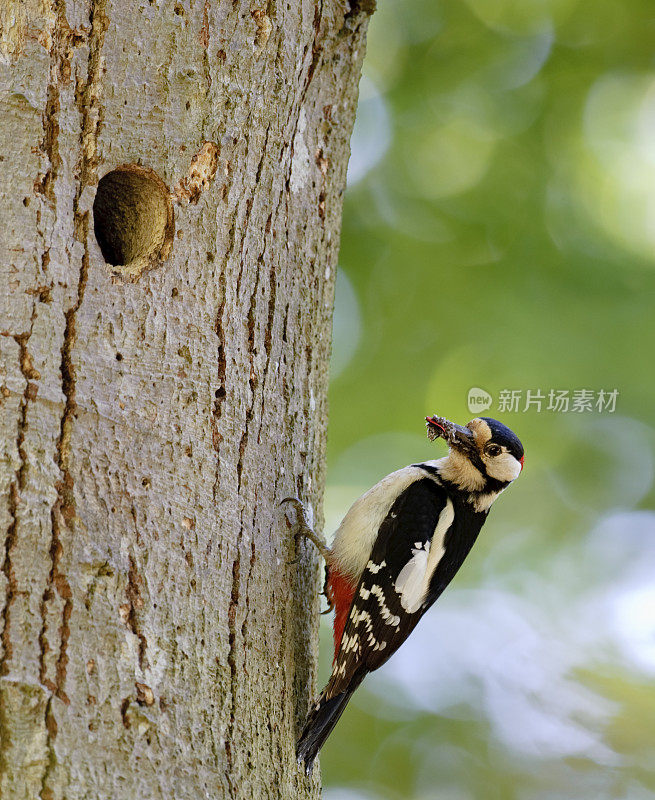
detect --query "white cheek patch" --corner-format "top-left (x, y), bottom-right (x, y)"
top-left (394, 499), bottom-right (455, 613)
top-left (486, 452), bottom-right (522, 483)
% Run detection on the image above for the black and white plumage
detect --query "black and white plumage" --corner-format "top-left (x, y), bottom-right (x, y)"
top-left (290, 415), bottom-right (524, 774)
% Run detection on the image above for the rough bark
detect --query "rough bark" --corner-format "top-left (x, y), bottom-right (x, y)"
top-left (0, 0), bottom-right (370, 797)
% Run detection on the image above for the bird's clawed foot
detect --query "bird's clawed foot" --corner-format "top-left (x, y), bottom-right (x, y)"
top-left (280, 497), bottom-right (332, 563)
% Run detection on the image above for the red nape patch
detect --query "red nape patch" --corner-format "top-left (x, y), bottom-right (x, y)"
top-left (326, 568), bottom-right (357, 663)
top-left (520, 455), bottom-right (525, 470)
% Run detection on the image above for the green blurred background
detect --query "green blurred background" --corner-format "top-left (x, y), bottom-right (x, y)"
top-left (321, 1), bottom-right (655, 797)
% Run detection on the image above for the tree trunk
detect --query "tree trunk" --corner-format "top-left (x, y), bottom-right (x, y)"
top-left (0, 0), bottom-right (370, 796)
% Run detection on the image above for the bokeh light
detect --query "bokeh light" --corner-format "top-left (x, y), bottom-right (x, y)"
top-left (322, 0), bottom-right (655, 796)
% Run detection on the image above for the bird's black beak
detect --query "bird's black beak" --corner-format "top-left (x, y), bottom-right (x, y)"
top-left (425, 415), bottom-right (476, 454)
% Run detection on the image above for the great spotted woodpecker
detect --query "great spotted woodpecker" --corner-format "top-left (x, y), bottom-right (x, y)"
top-left (285, 415), bottom-right (524, 774)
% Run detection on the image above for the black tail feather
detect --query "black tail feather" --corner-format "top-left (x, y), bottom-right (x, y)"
top-left (297, 690), bottom-right (354, 775)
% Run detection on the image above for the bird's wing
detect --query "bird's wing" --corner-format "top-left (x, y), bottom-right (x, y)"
top-left (324, 476), bottom-right (454, 699)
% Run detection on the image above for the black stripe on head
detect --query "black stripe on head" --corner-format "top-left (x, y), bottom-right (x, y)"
top-left (479, 417), bottom-right (524, 461)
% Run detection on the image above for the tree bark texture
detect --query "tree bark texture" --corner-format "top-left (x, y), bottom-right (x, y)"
top-left (0, 0), bottom-right (370, 796)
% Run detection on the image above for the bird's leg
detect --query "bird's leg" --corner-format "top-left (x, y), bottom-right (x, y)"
top-left (280, 497), bottom-right (332, 562)
top-left (320, 565), bottom-right (334, 614)
top-left (281, 497), bottom-right (334, 612)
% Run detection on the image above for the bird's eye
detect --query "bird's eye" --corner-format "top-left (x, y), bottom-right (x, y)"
top-left (485, 444), bottom-right (502, 457)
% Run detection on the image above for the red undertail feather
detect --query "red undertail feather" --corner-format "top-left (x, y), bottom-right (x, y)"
top-left (326, 567), bottom-right (356, 662)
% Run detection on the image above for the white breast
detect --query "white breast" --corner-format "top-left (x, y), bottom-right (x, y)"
top-left (331, 465), bottom-right (432, 580)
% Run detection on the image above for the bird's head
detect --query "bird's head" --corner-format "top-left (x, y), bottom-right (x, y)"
top-left (426, 415), bottom-right (524, 489)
